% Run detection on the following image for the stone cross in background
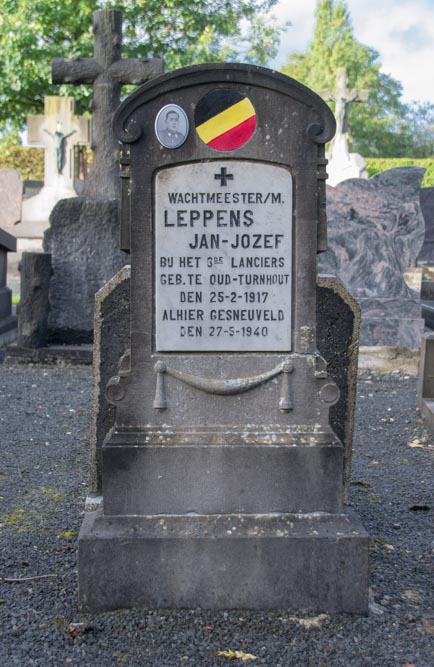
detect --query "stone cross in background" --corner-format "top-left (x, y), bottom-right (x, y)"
top-left (330, 68), bottom-right (368, 154)
top-left (52, 9), bottom-right (163, 199)
top-left (27, 96), bottom-right (90, 197)
top-left (326, 68), bottom-right (369, 186)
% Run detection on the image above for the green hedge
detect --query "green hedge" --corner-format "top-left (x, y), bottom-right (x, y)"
top-left (365, 158), bottom-right (434, 187)
top-left (0, 146), bottom-right (44, 180)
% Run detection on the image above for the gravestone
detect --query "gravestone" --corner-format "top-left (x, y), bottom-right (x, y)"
top-left (0, 169), bottom-right (22, 233)
top-left (320, 167), bottom-right (426, 347)
top-left (326, 68), bottom-right (368, 186)
top-left (17, 96), bottom-right (90, 246)
top-left (0, 228), bottom-right (17, 346)
top-left (79, 63), bottom-right (368, 613)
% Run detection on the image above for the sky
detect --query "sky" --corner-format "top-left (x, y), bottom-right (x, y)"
top-left (270, 0), bottom-right (434, 105)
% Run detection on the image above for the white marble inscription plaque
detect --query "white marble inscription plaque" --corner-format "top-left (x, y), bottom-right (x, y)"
top-left (155, 161), bottom-right (292, 351)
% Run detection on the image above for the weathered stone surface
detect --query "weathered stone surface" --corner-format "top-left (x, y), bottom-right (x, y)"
top-left (417, 187), bottom-right (434, 265)
top-left (44, 197), bottom-right (128, 344)
top-left (17, 252), bottom-right (52, 348)
top-left (320, 167), bottom-right (426, 346)
top-left (79, 510), bottom-right (368, 613)
top-left (89, 266), bottom-right (130, 495)
top-left (0, 169), bottom-right (22, 231)
top-left (317, 275), bottom-right (360, 503)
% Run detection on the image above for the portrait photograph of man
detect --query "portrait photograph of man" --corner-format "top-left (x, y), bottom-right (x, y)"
top-left (155, 104), bottom-right (189, 148)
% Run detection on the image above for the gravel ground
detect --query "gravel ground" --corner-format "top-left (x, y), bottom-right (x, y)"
top-left (0, 366), bottom-right (433, 667)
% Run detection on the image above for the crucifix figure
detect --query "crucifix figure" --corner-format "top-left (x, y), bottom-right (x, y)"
top-left (52, 9), bottom-right (163, 198)
top-left (328, 68), bottom-right (368, 159)
top-left (27, 96), bottom-right (90, 194)
top-left (44, 123), bottom-right (76, 174)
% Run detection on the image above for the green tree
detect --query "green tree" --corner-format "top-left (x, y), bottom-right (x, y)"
top-left (281, 0), bottom-right (411, 157)
top-left (0, 0), bottom-right (284, 133)
top-left (402, 101), bottom-right (434, 158)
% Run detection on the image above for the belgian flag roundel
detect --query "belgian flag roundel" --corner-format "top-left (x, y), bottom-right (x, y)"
top-left (195, 89), bottom-right (256, 151)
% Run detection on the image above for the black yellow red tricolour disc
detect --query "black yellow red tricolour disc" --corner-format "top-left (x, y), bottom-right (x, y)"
top-left (195, 89), bottom-right (256, 151)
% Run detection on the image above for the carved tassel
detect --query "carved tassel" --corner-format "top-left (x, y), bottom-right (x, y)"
top-left (153, 361), bottom-right (167, 409)
top-left (279, 361), bottom-right (294, 412)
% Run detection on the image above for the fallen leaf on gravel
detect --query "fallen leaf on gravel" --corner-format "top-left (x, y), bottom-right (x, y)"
top-left (405, 663), bottom-right (416, 667)
top-left (68, 622), bottom-right (93, 639)
top-left (383, 543), bottom-right (394, 552)
top-left (289, 614), bottom-right (328, 629)
top-left (351, 480), bottom-right (372, 489)
top-left (409, 504), bottom-right (430, 511)
top-left (401, 590), bottom-right (423, 604)
top-left (407, 439), bottom-right (426, 449)
top-left (216, 650), bottom-right (258, 661)
top-left (68, 622), bottom-right (85, 639)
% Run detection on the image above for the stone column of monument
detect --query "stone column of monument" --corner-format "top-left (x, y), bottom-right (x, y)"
top-left (326, 68), bottom-right (369, 187)
top-left (16, 96), bottom-right (90, 249)
top-left (78, 63), bottom-right (369, 613)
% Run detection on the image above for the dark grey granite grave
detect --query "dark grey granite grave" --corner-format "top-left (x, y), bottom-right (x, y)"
top-left (420, 280), bottom-right (434, 330)
top-left (417, 332), bottom-right (434, 434)
top-left (319, 167), bottom-right (425, 347)
top-left (0, 228), bottom-right (17, 346)
top-left (79, 63), bottom-right (368, 613)
top-left (417, 187), bottom-right (434, 265)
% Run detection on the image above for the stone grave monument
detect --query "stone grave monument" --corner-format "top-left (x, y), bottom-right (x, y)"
top-left (17, 96), bottom-right (90, 249)
top-left (320, 167), bottom-right (426, 347)
top-left (0, 228), bottom-right (17, 347)
top-left (326, 68), bottom-right (368, 187)
top-left (79, 63), bottom-right (369, 613)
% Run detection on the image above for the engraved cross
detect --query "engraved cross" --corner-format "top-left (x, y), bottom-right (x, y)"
top-left (214, 167), bottom-right (234, 186)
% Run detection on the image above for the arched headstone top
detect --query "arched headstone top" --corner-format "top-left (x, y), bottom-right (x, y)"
top-left (113, 63), bottom-right (335, 146)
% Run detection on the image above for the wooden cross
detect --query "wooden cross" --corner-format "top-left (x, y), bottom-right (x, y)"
top-left (52, 9), bottom-right (163, 198)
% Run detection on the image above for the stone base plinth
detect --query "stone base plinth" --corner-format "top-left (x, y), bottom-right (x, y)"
top-left (79, 510), bottom-right (369, 613)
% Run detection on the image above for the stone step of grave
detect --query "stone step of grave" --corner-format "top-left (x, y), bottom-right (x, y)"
top-left (103, 433), bottom-right (344, 516)
top-left (3, 343), bottom-right (93, 365)
top-left (79, 509), bottom-right (368, 613)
